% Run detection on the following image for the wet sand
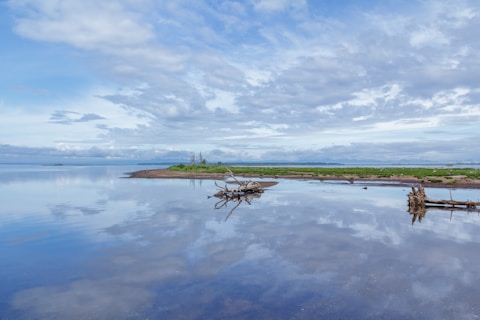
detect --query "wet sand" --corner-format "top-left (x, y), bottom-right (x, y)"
top-left (128, 169), bottom-right (480, 189)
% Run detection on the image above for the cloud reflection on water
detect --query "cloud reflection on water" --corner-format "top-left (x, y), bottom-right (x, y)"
top-left (3, 168), bottom-right (480, 319)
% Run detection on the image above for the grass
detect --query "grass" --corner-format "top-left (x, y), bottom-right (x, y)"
top-left (168, 164), bottom-right (480, 180)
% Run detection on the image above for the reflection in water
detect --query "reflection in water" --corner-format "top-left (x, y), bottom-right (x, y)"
top-left (2, 166), bottom-right (480, 319)
top-left (213, 192), bottom-right (263, 221)
top-left (409, 205), bottom-right (480, 225)
top-left (408, 206), bottom-right (427, 224)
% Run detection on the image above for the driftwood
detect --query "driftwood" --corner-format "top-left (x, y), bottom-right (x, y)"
top-left (210, 168), bottom-right (277, 220)
top-left (214, 180), bottom-right (264, 197)
top-left (213, 168), bottom-right (276, 198)
top-left (409, 185), bottom-right (480, 209)
top-left (408, 185), bottom-right (480, 224)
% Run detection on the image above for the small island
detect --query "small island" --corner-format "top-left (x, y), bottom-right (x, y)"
top-left (129, 164), bottom-right (480, 189)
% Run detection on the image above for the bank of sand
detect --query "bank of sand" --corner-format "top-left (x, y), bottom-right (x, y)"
top-left (128, 169), bottom-right (480, 189)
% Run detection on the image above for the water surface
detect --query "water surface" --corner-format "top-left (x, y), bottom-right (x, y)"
top-left (1, 165), bottom-right (480, 319)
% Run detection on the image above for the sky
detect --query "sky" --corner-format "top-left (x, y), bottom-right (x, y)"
top-left (1, 0), bottom-right (480, 164)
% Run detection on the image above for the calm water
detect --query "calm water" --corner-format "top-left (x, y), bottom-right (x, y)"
top-left (1, 165), bottom-right (480, 319)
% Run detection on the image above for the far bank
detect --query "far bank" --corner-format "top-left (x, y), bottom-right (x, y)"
top-left (129, 165), bottom-right (480, 189)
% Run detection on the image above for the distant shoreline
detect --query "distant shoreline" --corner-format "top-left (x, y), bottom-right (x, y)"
top-left (128, 168), bottom-right (480, 189)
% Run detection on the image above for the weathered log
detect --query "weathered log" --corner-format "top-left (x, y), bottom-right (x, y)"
top-left (408, 185), bottom-right (480, 224)
top-left (408, 185), bottom-right (426, 210)
top-left (408, 185), bottom-right (480, 210)
top-left (424, 198), bottom-right (480, 208)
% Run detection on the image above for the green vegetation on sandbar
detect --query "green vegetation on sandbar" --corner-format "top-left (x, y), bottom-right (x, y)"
top-left (168, 163), bottom-right (480, 180)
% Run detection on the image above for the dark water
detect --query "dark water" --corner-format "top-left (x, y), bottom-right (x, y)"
top-left (1, 165), bottom-right (480, 319)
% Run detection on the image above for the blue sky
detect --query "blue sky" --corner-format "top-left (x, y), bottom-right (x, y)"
top-left (1, 0), bottom-right (480, 164)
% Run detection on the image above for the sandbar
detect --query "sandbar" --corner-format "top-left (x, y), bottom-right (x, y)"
top-left (128, 169), bottom-right (480, 189)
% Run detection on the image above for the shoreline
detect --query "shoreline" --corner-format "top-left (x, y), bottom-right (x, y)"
top-left (128, 169), bottom-right (480, 189)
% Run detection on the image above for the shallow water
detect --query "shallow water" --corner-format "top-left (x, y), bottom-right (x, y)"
top-left (1, 165), bottom-right (480, 319)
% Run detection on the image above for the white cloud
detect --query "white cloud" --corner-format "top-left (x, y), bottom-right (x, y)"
top-left (12, 1), bottom-right (154, 50)
top-left (10, 0), bottom-right (186, 74)
top-left (252, 0), bottom-right (305, 13)
top-left (205, 89), bottom-right (239, 113)
top-left (433, 87), bottom-right (470, 108)
top-left (410, 27), bottom-right (450, 48)
top-left (0, 86), bottom-right (153, 148)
